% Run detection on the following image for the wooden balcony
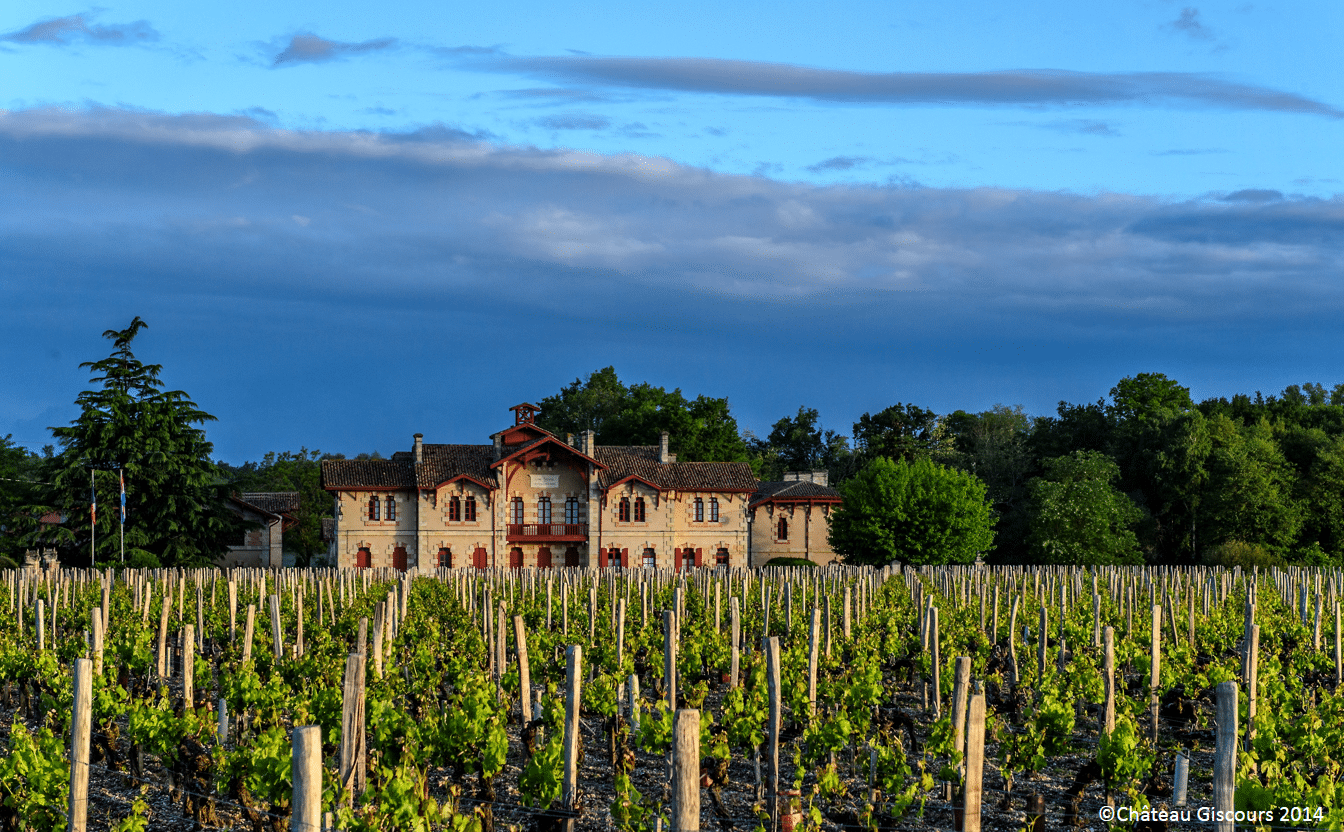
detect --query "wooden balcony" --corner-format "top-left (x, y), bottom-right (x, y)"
top-left (507, 523), bottom-right (588, 542)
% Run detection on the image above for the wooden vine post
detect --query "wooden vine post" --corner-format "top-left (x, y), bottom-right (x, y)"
top-left (339, 652), bottom-right (367, 804)
top-left (291, 725), bottom-right (321, 832)
top-left (807, 607), bottom-right (821, 718)
top-left (91, 607), bottom-right (104, 677)
top-left (950, 656), bottom-right (971, 773)
top-left (1102, 626), bottom-right (1116, 735)
top-left (664, 609), bottom-right (677, 709)
top-left (1214, 681), bottom-right (1238, 832)
top-left (729, 597), bottom-right (741, 689)
top-left (514, 615), bottom-right (531, 723)
top-left (242, 604), bottom-right (256, 663)
top-left (182, 623), bottom-right (194, 707)
top-left (1150, 604), bottom-right (1161, 743)
top-left (962, 692), bottom-right (986, 832)
top-left (763, 636), bottom-right (782, 832)
top-left (672, 709), bottom-right (701, 832)
top-left (562, 645), bottom-right (583, 829)
top-left (68, 657), bottom-right (92, 832)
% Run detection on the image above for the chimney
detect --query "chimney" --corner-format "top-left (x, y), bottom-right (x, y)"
top-left (566, 433), bottom-right (575, 447)
top-left (812, 469), bottom-right (829, 487)
top-left (413, 433), bottom-right (423, 463)
top-left (784, 471), bottom-right (801, 482)
top-left (493, 434), bottom-right (503, 461)
top-left (659, 431), bottom-right (670, 464)
top-left (581, 430), bottom-right (595, 456)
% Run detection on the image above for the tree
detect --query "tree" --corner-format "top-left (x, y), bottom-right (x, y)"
top-left (537, 367), bottom-right (749, 462)
top-left (851, 403), bottom-right (945, 463)
top-left (1025, 451), bottom-right (1144, 566)
top-left (945, 405), bottom-right (1037, 563)
top-left (36, 317), bottom-right (245, 566)
top-left (1198, 415), bottom-right (1303, 556)
top-left (0, 435), bottom-right (45, 564)
top-left (827, 456), bottom-right (995, 565)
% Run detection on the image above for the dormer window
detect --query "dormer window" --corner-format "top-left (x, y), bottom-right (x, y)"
top-left (449, 496), bottom-right (461, 522)
top-left (619, 497), bottom-right (631, 522)
top-left (465, 495), bottom-right (477, 521)
top-left (634, 496), bottom-right (646, 522)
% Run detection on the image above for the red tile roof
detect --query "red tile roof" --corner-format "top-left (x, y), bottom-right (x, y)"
top-left (751, 480), bottom-right (842, 507)
top-left (320, 458), bottom-right (417, 489)
top-left (237, 492), bottom-right (300, 515)
top-left (596, 446), bottom-right (757, 492)
top-left (324, 436), bottom-right (753, 494)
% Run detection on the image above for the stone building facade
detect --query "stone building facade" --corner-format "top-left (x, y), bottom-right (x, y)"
top-left (748, 471), bottom-right (843, 566)
top-left (223, 492), bottom-right (298, 568)
top-left (320, 404), bottom-right (761, 570)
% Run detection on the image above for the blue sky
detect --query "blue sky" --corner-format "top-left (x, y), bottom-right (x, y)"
top-left (2, 0), bottom-right (1342, 462)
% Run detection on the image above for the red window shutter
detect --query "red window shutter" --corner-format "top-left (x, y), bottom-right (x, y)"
top-left (621, 548), bottom-right (629, 567)
top-left (694, 548), bottom-right (703, 567)
top-left (599, 548), bottom-right (608, 568)
top-left (673, 548), bottom-right (682, 570)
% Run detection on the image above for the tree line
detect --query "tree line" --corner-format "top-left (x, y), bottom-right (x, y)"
top-left (4, 330), bottom-right (1343, 568)
top-left (540, 367), bottom-right (1344, 568)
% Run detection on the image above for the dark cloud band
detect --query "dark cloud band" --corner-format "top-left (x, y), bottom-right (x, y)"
top-left (492, 56), bottom-right (1342, 117)
top-left (2, 12), bottom-right (158, 45)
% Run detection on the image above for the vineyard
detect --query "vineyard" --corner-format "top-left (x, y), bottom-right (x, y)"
top-left (0, 563), bottom-right (1341, 831)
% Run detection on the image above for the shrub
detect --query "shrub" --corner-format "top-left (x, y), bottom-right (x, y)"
top-left (1201, 540), bottom-right (1283, 568)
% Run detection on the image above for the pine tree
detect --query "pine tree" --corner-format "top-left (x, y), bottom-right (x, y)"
top-left (34, 317), bottom-right (245, 566)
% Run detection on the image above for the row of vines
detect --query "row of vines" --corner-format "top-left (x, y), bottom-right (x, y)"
top-left (0, 562), bottom-right (1341, 831)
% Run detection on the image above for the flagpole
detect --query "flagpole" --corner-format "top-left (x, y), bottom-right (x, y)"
top-left (89, 467), bottom-right (96, 568)
top-left (120, 467), bottom-right (126, 564)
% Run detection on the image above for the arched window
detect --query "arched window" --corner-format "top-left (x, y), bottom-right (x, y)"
top-left (368, 496), bottom-right (380, 521)
top-left (465, 495), bottom-right (477, 521)
top-left (449, 496), bottom-right (461, 522)
top-left (438, 547), bottom-right (451, 567)
top-left (716, 547), bottom-right (729, 566)
top-left (565, 497), bottom-right (580, 524)
top-left (694, 497), bottom-right (704, 522)
top-left (619, 497), bottom-right (631, 522)
top-left (777, 517), bottom-right (788, 541)
top-left (511, 497), bottom-right (525, 525)
top-left (642, 548), bottom-right (656, 568)
top-left (682, 548), bottom-right (695, 569)
top-left (634, 496), bottom-right (646, 522)
top-left (385, 496), bottom-right (396, 521)
top-left (538, 495), bottom-right (552, 524)
top-left (710, 497), bottom-right (720, 522)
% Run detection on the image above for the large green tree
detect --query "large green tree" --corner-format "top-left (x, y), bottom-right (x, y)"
top-left (1199, 415), bottom-right (1303, 556)
top-left (1026, 451), bottom-right (1144, 565)
top-left (537, 367), bottom-right (748, 462)
top-left (36, 317), bottom-right (245, 566)
top-left (748, 406), bottom-right (851, 481)
top-left (828, 456), bottom-right (995, 565)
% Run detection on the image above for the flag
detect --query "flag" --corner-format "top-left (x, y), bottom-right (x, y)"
top-left (120, 468), bottom-right (126, 524)
top-left (90, 471), bottom-right (96, 524)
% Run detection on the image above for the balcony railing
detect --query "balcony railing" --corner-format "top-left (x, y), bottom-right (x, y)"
top-left (507, 523), bottom-right (588, 541)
